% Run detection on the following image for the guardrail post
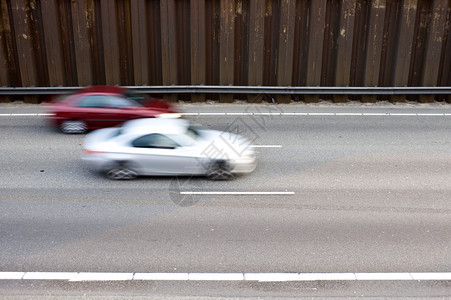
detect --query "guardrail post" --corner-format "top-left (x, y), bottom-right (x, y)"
top-left (160, 0), bottom-right (178, 102)
top-left (419, 0), bottom-right (447, 103)
top-left (391, 95), bottom-right (407, 103)
top-left (219, 0), bottom-right (235, 103)
top-left (191, 0), bottom-right (206, 103)
top-left (334, 0), bottom-right (356, 103)
top-left (131, 0), bottom-right (149, 85)
top-left (276, 0), bottom-right (296, 104)
top-left (393, 0), bottom-right (417, 103)
top-left (41, 0), bottom-right (65, 86)
top-left (100, 0), bottom-right (121, 86)
top-left (0, 31), bottom-right (9, 103)
top-left (10, 0), bottom-right (39, 103)
top-left (362, 0), bottom-right (385, 103)
top-left (305, 0), bottom-right (327, 103)
top-left (248, 0), bottom-right (265, 103)
top-left (73, 0), bottom-right (93, 86)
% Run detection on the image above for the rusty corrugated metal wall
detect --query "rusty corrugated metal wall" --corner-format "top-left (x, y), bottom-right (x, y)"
top-left (0, 0), bottom-right (450, 103)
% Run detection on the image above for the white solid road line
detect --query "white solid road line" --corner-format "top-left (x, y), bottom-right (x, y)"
top-left (334, 113), bottom-right (363, 116)
top-left (416, 113), bottom-right (446, 116)
top-left (189, 273), bottom-right (244, 281)
top-left (410, 273), bottom-right (451, 280)
top-left (23, 272), bottom-right (77, 280)
top-left (2, 112), bottom-right (449, 117)
top-left (69, 272), bottom-right (134, 282)
top-left (179, 191), bottom-right (295, 195)
top-left (2, 272), bottom-right (451, 282)
top-left (0, 113), bottom-right (53, 116)
top-left (307, 112), bottom-right (335, 116)
top-left (198, 112), bottom-right (226, 115)
top-left (0, 113), bottom-right (38, 116)
top-left (0, 272), bottom-right (24, 280)
top-left (355, 273), bottom-right (413, 280)
top-left (133, 273), bottom-right (189, 281)
top-left (245, 273), bottom-right (304, 282)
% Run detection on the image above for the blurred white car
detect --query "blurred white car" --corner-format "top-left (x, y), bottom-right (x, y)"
top-left (82, 118), bottom-right (257, 180)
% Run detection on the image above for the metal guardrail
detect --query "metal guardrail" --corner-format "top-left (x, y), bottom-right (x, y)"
top-left (0, 86), bottom-right (450, 96)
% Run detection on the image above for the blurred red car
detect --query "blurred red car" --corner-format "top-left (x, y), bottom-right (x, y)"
top-left (47, 86), bottom-right (180, 133)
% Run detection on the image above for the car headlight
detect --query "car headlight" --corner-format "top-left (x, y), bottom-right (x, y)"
top-left (158, 113), bottom-right (182, 119)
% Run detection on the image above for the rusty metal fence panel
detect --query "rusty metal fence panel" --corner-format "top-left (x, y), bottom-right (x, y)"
top-left (0, 0), bottom-right (450, 103)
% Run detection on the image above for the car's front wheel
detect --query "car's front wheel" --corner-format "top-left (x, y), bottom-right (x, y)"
top-left (207, 160), bottom-right (233, 180)
top-left (106, 162), bottom-right (138, 180)
top-left (60, 120), bottom-right (87, 134)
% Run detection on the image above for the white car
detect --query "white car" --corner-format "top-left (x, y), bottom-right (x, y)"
top-left (82, 118), bottom-right (257, 180)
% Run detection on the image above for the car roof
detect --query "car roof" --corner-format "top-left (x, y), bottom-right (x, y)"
top-left (62, 91), bottom-right (124, 104)
top-left (120, 118), bottom-right (190, 135)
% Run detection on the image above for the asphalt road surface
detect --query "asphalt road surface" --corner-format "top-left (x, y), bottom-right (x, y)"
top-left (0, 102), bottom-right (450, 298)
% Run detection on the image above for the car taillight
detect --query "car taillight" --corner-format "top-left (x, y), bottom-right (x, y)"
top-left (83, 149), bottom-right (105, 155)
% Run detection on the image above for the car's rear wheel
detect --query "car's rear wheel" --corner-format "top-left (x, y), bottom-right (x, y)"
top-left (60, 120), bottom-right (87, 134)
top-left (207, 160), bottom-right (233, 180)
top-left (106, 162), bottom-right (138, 180)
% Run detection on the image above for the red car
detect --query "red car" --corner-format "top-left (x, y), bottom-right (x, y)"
top-left (47, 86), bottom-right (179, 133)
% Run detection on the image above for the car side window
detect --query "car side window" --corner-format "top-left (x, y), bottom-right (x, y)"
top-left (77, 95), bottom-right (111, 108)
top-left (77, 95), bottom-right (139, 108)
top-left (132, 134), bottom-right (179, 149)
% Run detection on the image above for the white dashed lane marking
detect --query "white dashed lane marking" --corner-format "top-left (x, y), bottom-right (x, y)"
top-left (250, 145), bottom-right (282, 148)
top-left (179, 192), bottom-right (295, 195)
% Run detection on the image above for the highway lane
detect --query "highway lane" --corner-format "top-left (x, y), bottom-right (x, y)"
top-left (0, 103), bottom-right (450, 297)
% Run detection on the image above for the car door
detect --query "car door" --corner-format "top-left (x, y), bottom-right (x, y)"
top-left (103, 96), bottom-right (144, 125)
top-left (76, 95), bottom-right (124, 128)
top-left (130, 134), bottom-right (202, 175)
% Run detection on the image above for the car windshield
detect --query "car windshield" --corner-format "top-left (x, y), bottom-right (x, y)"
top-left (108, 128), bottom-right (122, 139)
top-left (185, 126), bottom-right (201, 140)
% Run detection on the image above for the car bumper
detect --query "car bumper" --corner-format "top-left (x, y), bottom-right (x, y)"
top-left (47, 115), bottom-right (64, 127)
top-left (231, 154), bottom-right (257, 174)
top-left (81, 154), bottom-right (111, 172)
